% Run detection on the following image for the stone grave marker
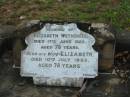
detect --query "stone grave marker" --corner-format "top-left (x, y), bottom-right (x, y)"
top-left (20, 23), bottom-right (98, 87)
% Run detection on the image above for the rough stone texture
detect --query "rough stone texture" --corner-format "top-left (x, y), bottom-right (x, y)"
top-left (0, 25), bottom-right (16, 56)
top-left (13, 22), bottom-right (115, 85)
top-left (16, 20), bottom-right (41, 38)
top-left (13, 22), bottom-right (115, 72)
top-left (91, 23), bottom-right (115, 72)
top-left (115, 30), bottom-right (130, 53)
top-left (33, 77), bottom-right (84, 87)
top-left (116, 30), bottom-right (130, 45)
top-left (0, 25), bottom-right (16, 45)
top-left (0, 51), bottom-right (79, 97)
top-left (0, 25), bottom-right (16, 38)
top-left (0, 21), bottom-right (130, 97)
top-left (82, 75), bottom-right (129, 97)
top-left (0, 49), bottom-right (129, 97)
top-left (13, 20), bottom-right (42, 67)
top-left (11, 22), bottom-right (115, 88)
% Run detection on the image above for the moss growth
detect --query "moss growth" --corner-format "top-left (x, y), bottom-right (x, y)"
top-left (0, 0), bottom-right (130, 30)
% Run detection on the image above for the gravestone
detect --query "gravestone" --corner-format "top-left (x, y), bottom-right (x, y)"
top-left (20, 23), bottom-right (98, 87)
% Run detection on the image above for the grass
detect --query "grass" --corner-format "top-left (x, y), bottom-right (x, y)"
top-left (0, 0), bottom-right (6, 6)
top-left (0, 0), bottom-right (130, 31)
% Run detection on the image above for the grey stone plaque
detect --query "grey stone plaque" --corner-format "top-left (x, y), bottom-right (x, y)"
top-left (20, 23), bottom-right (98, 87)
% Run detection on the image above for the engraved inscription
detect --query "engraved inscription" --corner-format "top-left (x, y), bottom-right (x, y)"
top-left (20, 23), bottom-right (98, 80)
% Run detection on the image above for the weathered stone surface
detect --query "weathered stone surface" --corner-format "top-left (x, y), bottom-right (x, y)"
top-left (91, 23), bottom-right (115, 72)
top-left (13, 39), bottom-right (26, 67)
top-left (0, 25), bottom-right (16, 57)
top-left (0, 25), bottom-right (16, 42)
top-left (0, 48), bottom-right (129, 97)
top-left (82, 75), bottom-right (129, 97)
top-left (19, 23), bottom-right (98, 87)
top-left (13, 22), bottom-right (115, 73)
top-left (0, 51), bottom-right (79, 97)
top-left (0, 21), bottom-right (129, 97)
top-left (116, 30), bottom-right (130, 44)
top-left (12, 22), bottom-right (115, 87)
top-left (115, 30), bottom-right (130, 56)
top-left (16, 20), bottom-right (41, 38)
